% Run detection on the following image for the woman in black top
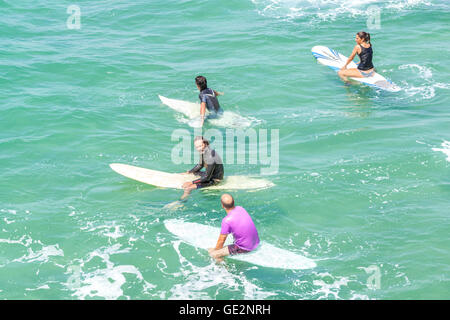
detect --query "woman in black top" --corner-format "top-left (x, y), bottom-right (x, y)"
top-left (338, 31), bottom-right (375, 81)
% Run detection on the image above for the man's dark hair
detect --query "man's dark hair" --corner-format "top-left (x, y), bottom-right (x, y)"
top-left (195, 75), bottom-right (207, 91)
top-left (194, 136), bottom-right (209, 146)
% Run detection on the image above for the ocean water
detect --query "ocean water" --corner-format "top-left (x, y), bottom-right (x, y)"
top-left (1, 0), bottom-right (449, 299)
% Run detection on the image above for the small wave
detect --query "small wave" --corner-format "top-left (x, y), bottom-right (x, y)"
top-left (80, 221), bottom-right (125, 240)
top-left (209, 111), bottom-right (262, 129)
top-left (397, 64), bottom-right (449, 100)
top-left (67, 244), bottom-right (155, 300)
top-left (13, 244), bottom-right (64, 264)
top-left (309, 271), bottom-right (371, 300)
top-left (252, 0), bottom-right (432, 22)
top-left (176, 111), bottom-right (262, 129)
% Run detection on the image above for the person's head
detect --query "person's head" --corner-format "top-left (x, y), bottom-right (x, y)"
top-left (221, 194), bottom-right (235, 212)
top-left (194, 136), bottom-right (209, 153)
top-left (356, 31), bottom-right (370, 44)
top-left (195, 75), bottom-right (207, 91)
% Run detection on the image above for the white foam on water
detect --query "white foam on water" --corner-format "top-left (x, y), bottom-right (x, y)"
top-left (160, 95), bottom-right (261, 128)
top-left (309, 272), bottom-right (371, 300)
top-left (398, 64), bottom-right (450, 100)
top-left (80, 221), bottom-right (125, 240)
top-left (0, 235), bottom-right (33, 247)
top-left (13, 244), bottom-right (64, 264)
top-left (178, 111), bottom-right (261, 129)
top-left (432, 141), bottom-right (450, 162)
top-left (67, 244), bottom-right (155, 300)
top-left (167, 240), bottom-right (276, 300)
top-left (386, 0), bottom-right (431, 10)
top-left (208, 111), bottom-right (262, 129)
top-left (252, 0), bottom-right (432, 22)
top-left (0, 233), bottom-right (59, 268)
top-left (25, 285), bottom-right (50, 291)
top-left (3, 217), bottom-right (15, 224)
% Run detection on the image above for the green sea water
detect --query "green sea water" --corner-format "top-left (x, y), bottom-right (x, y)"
top-left (1, 0), bottom-right (449, 299)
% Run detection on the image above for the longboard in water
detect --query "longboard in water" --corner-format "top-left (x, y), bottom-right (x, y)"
top-left (311, 45), bottom-right (401, 92)
top-left (110, 163), bottom-right (274, 190)
top-left (158, 95), bottom-right (208, 119)
top-left (165, 219), bottom-right (316, 270)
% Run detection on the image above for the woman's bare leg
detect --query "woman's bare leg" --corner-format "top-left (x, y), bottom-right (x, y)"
top-left (338, 68), bottom-right (364, 81)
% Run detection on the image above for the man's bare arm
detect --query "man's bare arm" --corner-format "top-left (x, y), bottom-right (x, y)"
top-left (215, 234), bottom-right (228, 250)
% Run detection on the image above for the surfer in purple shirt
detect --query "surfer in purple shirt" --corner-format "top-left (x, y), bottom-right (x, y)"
top-left (208, 194), bottom-right (260, 262)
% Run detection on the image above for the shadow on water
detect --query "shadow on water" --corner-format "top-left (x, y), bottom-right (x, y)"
top-left (340, 83), bottom-right (378, 118)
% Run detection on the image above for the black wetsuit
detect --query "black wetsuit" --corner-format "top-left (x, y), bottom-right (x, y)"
top-left (357, 44), bottom-right (374, 71)
top-left (199, 88), bottom-right (221, 114)
top-left (189, 146), bottom-right (224, 188)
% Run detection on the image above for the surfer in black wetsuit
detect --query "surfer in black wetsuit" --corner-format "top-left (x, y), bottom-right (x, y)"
top-left (338, 31), bottom-right (375, 81)
top-left (180, 136), bottom-right (224, 199)
top-left (195, 75), bottom-right (223, 127)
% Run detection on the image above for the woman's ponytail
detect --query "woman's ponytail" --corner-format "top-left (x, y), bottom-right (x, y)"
top-left (357, 31), bottom-right (371, 43)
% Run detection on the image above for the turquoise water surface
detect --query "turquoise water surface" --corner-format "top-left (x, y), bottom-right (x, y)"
top-left (1, 0), bottom-right (449, 299)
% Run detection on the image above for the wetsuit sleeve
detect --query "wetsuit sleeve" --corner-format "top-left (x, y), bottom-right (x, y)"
top-left (188, 163), bottom-right (203, 173)
top-left (194, 162), bottom-right (216, 184)
top-left (188, 154), bottom-right (203, 173)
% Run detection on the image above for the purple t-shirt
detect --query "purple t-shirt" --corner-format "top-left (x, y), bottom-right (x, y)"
top-left (220, 206), bottom-right (260, 251)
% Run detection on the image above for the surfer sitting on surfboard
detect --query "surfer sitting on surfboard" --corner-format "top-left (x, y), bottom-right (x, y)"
top-left (181, 136), bottom-right (224, 199)
top-left (338, 31), bottom-right (374, 81)
top-left (195, 75), bottom-right (223, 127)
top-left (208, 194), bottom-right (260, 262)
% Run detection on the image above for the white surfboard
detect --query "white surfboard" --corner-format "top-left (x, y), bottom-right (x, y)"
top-left (165, 219), bottom-right (316, 270)
top-left (311, 45), bottom-right (401, 92)
top-left (158, 95), bottom-right (257, 128)
top-left (158, 95), bottom-right (208, 119)
top-left (110, 163), bottom-right (274, 190)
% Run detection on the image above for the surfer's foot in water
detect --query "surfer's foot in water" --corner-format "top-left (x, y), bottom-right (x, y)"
top-left (338, 73), bottom-right (350, 83)
top-left (180, 189), bottom-right (193, 200)
top-left (180, 191), bottom-right (189, 200)
top-left (181, 182), bottom-right (197, 200)
top-left (208, 247), bottom-right (229, 264)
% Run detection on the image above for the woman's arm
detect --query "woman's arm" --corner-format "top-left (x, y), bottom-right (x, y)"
top-left (341, 45), bottom-right (359, 70)
top-left (200, 101), bottom-right (206, 126)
